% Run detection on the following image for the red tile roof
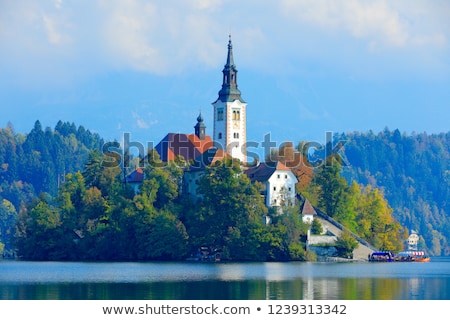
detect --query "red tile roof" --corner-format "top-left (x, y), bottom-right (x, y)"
top-left (154, 133), bottom-right (213, 163)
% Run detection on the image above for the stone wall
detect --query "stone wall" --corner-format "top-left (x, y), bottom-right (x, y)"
top-left (308, 245), bottom-right (338, 257)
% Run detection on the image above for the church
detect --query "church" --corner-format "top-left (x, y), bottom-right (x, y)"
top-left (126, 36), bottom-right (298, 211)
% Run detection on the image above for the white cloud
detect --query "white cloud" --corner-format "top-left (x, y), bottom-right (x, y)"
top-left (99, 1), bottom-right (165, 72)
top-left (280, 0), bottom-right (447, 49)
top-left (43, 15), bottom-right (68, 45)
top-left (132, 111), bottom-right (158, 129)
top-left (95, 0), bottom-right (230, 74)
top-left (54, 0), bottom-right (63, 10)
top-left (1, 0), bottom-right (448, 89)
top-left (191, 0), bottom-right (224, 10)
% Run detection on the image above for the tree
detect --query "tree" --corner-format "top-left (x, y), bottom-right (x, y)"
top-left (310, 218), bottom-right (323, 235)
top-left (311, 160), bottom-right (403, 252)
top-left (187, 159), bottom-right (268, 260)
top-left (142, 161), bottom-right (183, 209)
top-left (273, 205), bottom-right (309, 260)
top-left (82, 150), bottom-right (103, 189)
top-left (335, 230), bottom-right (359, 258)
top-left (58, 172), bottom-right (86, 230)
top-left (313, 161), bottom-right (348, 217)
top-left (0, 199), bottom-right (18, 253)
top-left (348, 185), bottom-right (403, 252)
top-left (135, 210), bottom-right (188, 260)
top-left (15, 197), bottom-right (75, 260)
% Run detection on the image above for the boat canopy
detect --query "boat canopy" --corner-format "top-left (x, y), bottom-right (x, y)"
top-left (371, 251), bottom-right (394, 256)
top-left (400, 251), bottom-right (425, 256)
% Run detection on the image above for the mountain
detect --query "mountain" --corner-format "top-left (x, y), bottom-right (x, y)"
top-left (341, 128), bottom-right (450, 255)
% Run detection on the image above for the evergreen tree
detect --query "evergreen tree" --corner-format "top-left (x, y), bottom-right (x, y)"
top-left (313, 161), bottom-right (349, 217)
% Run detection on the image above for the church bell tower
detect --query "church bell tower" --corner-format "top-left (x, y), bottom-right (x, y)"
top-left (212, 35), bottom-right (247, 164)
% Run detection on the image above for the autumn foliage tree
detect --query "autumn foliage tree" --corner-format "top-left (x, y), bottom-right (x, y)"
top-left (312, 161), bottom-right (404, 252)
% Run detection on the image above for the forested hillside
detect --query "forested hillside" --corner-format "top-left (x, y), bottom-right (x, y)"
top-left (0, 120), bottom-right (104, 253)
top-left (341, 129), bottom-right (450, 256)
top-left (0, 120), bottom-right (104, 205)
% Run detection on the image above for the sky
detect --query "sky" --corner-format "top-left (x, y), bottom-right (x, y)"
top-left (1, 0), bottom-right (450, 156)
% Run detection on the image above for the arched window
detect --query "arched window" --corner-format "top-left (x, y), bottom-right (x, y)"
top-left (232, 109), bottom-right (240, 120)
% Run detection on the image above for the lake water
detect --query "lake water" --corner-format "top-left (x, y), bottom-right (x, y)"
top-left (1, 257), bottom-right (449, 300)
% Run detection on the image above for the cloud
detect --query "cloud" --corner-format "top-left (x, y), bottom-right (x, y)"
top-left (99, 1), bottom-right (164, 73)
top-left (280, 0), bottom-right (448, 50)
top-left (1, 0), bottom-right (448, 89)
top-left (42, 14), bottom-right (69, 45)
top-left (54, 0), bottom-right (63, 10)
top-left (191, 0), bottom-right (224, 10)
top-left (97, 0), bottom-right (231, 74)
top-left (132, 111), bottom-right (158, 129)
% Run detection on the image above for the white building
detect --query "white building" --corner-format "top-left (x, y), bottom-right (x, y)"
top-left (407, 231), bottom-right (420, 251)
top-left (301, 198), bottom-right (317, 223)
top-left (212, 36), bottom-right (247, 164)
top-left (245, 161), bottom-right (298, 208)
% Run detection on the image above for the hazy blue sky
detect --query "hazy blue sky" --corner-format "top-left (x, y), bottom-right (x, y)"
top-left (1, 0), bottom-right (449, 151)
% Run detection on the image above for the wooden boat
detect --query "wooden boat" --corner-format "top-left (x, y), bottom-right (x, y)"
top-left (369, 251), bottom-right (395, 262)
top-left (414, 256), bottom-right (431, 262)
top-left (395, 251), bottom-right (430, 262)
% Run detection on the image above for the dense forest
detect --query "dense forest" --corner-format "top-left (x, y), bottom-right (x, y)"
top-left (1, 121), bottom-right (448, 259)
top-left (0, 121), bottom-right (104, 254)
top-left (340, 129), bottom-right (450, 256)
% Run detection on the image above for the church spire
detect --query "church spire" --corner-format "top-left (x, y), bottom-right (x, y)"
top-left (194, 112), bottom-right (206, 140)
top-left (215, 35), bottom-right (245, 103)
top-left (225, 34), bottom-right (235, 70)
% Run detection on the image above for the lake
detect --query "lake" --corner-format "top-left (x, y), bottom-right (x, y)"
top-left (1, 257), bottom-right (449, 299)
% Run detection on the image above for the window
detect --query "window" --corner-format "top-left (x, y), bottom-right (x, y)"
top-left (288, 187), bottom-right (292, 192)
top-left (232, 109), bottom-right (240, 120)
top-left (277, 174), bottom-right (280, 179)
top-left (217, 108), bottom-right (224, 121)
top-left (218, 133), bottom-right (222, 139)
top-left (233, 132), bottom-right (239, 139)
top-left (285, 174), bottom-right (288, 179)
top-left (273, 186), bottom-right (276, 191)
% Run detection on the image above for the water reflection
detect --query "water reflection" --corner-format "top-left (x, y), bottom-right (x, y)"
top-left (1, 277), bottom-right (449, 300)
top-left (1, 259), bottom-right (449, 300)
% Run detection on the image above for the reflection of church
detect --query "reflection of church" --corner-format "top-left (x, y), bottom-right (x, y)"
top-left (126, 37), bottom-right (298, 211)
